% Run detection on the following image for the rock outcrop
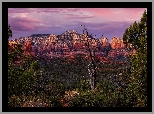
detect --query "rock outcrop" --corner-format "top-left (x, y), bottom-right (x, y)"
top-left (9, 31), bottom-right (135, 61)
top-left (111, 36), bottom-right (126, 49)
top-left (23, 41), bottom-right (35, 57)
top-left (101, 37), bottom-right (110, 47)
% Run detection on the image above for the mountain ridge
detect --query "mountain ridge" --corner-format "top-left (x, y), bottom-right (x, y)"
top-left (8, 30), bottom-right (136, 62)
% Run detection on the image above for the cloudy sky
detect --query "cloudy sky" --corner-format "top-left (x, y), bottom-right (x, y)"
top-left (8, 8), bottom-right (146, 42)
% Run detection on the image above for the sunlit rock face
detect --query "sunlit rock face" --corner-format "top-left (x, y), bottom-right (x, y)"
top-left (10, 31), bottom-right (132, 60)
top-left (72, 33), bottom-right (79, 41)
top-left (47, 34), bottom-right (57, 43)
top-left (8, 40), bottom-right (17, 47)
top-left (24, 41), bottom-right (32, 52)
top-left (111, 36), bottom-right (126, 49)
top-left (120, 39), bottom-right (126, 48)
top-left (59, 30), bottom-right (79, 42)
top-left (101, 37), bottom-right (108, 44)
top-left (23, 41), bottom-right (35, 56)
top-left (62, 42), bottom-right (70, 53)
top-left (90, 39), bottom-right (97, 47)
top-left (79, 34), bottom-right (88, 42)
top-left (8, 40), bottom-right (18, 53)
top-left (73, 42), bottom-right (84, 51)
top-left (111, 36), bottom-right (119, 49)
top-left (101, 37), bottom-right (110, 47)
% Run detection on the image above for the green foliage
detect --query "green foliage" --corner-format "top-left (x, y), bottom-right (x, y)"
top-left (48, 96), bottom-right (63, 107)
top-left (68, 91), bottom-right (104, 107)
top-left (123, 10), bottom-right (147, 51)
top-left (8, 95), bottom-right (22, 107)
top-left (67, 86), bottom-right (127, 107)
top-left (43, 82), bottom-right (65, 97)
top-left (8, 27), bottom-right (41, 106)
top-left (122, 10), bottom-right (147, 107)
top-left (8, 55), bottom-right (39, 96)
top-left (8, 42), bottom-right (40, 97)
top-left (8, 11), bottom-right (147, 107)
top-left (77, 79), bottom-right (91, 92)
top-left (8, 92), bottom-right (63, 107)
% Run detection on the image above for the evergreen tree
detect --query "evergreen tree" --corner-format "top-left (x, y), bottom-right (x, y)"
top-left (122, 10), bottom-right (147, 107)
top-left (8, 24), bottom-right (12, 39)
top-left (8, 25), bottom-right (40, 99)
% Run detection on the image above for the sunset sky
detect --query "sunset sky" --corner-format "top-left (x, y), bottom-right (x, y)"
top-left (8, 8), bottom-right (147, 42)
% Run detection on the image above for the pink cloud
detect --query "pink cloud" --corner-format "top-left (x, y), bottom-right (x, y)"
top-left (82, 8), bottom-right (114, 18)
top-left (8, 8), bottom-right (81, 14)
top-left (8, 8), bottom-right (146, 22)
top-left (8, 8), bottom-right (146, 40)
top-left (64, 14), bottom-right (95, 20)
top-left (121, 8), bottom-right (147, 19)
top-left (8, 8), bottom-right (60, 14)
top-left (11, 17), bottom-right (41, 23)
top-left (81, 8), bottom-right (146, 21)
top-left (11, 22), bottom-right (35, 31)
top-left (8, 8), bottom-right (60, 13)
top-left (8, 17), bottom-right (42, 31)
top-left (34, 8), bottom-right (62, 13)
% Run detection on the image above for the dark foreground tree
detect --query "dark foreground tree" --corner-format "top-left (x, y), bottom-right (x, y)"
top-left (8, 24), bottom-right (12, 39)
top-left (122, 10), bottom-right (147, 107)
top-left (81, 25), bottom-right (97, 90)
top-left (8, 25), bottom-right (40, 106)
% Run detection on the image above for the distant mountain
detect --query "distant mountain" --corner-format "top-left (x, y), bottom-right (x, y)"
top-left (9, 30), bottom-right (136, 62)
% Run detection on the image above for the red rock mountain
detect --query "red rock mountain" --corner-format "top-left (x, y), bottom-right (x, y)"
top-left (9, 33), bottom-right (136, 62)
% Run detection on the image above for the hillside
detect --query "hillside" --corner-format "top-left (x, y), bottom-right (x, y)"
top-left (9, 30), bottom-right (136, 63)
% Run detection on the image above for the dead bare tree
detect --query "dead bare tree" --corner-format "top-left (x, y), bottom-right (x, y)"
top-left (81, 25), bottom-right (97, 90)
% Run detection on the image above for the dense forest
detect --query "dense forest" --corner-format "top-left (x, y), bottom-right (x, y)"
top-left (8, 10), bottom-right (147, 107)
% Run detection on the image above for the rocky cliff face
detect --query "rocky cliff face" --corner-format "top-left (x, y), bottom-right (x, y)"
top-left (101, 37), bottom-right (110, 47)
top-left (22, 41), bottom-right (36, 57)
top-left (9, 30), bottom-right (135, 61)
top-left (111, 36), bottom-right (126, 49)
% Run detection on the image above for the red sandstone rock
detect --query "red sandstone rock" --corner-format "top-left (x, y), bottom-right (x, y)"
top-left (73, 42), bottom-right (84, 50)
top-left (111, 36), bottom-right (126, 49)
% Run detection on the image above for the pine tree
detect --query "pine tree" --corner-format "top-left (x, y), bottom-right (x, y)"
top-left (8, 25), bottom-right (40, 99)
top-left (8, 24), bottom-right (12, 39)
top-left (122, 10), bottom-right (147, 107)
